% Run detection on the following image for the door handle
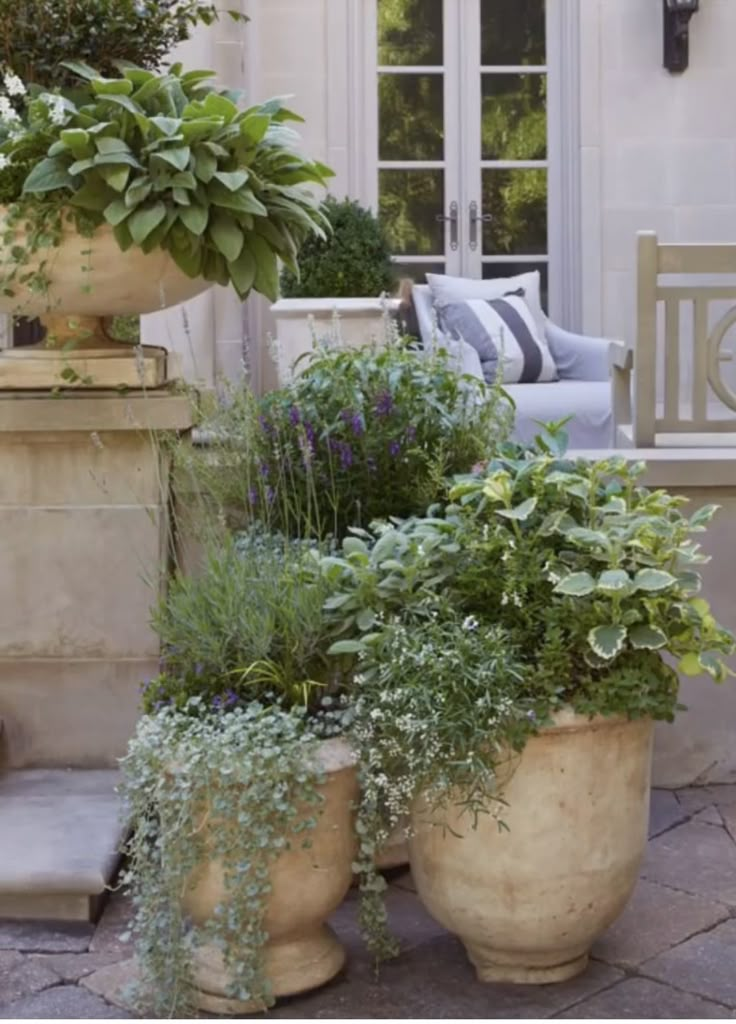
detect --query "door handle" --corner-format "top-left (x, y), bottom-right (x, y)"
top-left (469, 201), bottom-right (492, 251)
top-left (435, 201), bottom-right (459, 250)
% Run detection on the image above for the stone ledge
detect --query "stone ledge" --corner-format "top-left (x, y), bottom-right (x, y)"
top-left (0, 770), bottom-right (124, 922)
top-left (0, 392), bottom-right (193, 434)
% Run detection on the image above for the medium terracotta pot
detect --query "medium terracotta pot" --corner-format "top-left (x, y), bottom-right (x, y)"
top-left (0, 207), bottom-right (210, 320)
top-left (181, 737), bottom-right (358, 1014)
top-left (409, 710), bottom-right (653, 984)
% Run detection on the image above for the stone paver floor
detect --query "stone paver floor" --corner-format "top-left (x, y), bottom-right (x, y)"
top-left (2, 787), bottom-right (736, 1019)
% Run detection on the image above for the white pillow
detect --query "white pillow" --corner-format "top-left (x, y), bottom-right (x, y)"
top-left (426, 269), bottom-right (546, 340)
top-left (439, 295), bottom-right (558, 384)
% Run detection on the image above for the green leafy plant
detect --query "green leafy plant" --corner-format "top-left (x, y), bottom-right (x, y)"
top-left (179, 328), bottom-right (512, 541)
top-left (0, 63), bottom-right (332, 307)
top-left (0, 1), bottom-right (247, 89)
top-left (317, 424), bottom-right (735, 961)
top-left (280, 195), bottom-right (394, 298)
top-left (122, 533), bottom-right (352, 1015)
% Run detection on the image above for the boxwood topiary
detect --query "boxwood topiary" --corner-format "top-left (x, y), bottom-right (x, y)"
top-left (280, 195), bottom-right (395, 299)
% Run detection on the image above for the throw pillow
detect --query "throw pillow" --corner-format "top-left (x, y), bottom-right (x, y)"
top-left (439, 295), bottom-right (558, 384)
top-left (426, 269), bottom-right (546, 340)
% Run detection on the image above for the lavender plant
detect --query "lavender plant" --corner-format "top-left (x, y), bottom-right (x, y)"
top-left (182, 326), bottom-right (512, 541)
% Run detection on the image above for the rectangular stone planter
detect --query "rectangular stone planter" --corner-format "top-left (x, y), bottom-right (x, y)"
top-left (270, 297), bottom-right (400, 382)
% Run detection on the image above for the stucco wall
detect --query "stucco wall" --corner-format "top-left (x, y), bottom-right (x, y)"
top-left (581, 0), bottom-right (736, 342)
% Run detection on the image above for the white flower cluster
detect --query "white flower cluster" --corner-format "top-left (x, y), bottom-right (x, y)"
top-left (3, 70), bottom-right (25, 97)
top-left (42, 94), bottom-right (67, 126)
top-left (0, 95), bottom-right (19, 125)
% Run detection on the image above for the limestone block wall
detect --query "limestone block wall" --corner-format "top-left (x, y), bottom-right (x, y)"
top-left (581, 0), bottom-right (736, 352)
top-left (0, 394), bottom-right (191, 769)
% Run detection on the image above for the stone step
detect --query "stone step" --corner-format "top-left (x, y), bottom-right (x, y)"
top-left (0, 770), bottom-right (125, 923)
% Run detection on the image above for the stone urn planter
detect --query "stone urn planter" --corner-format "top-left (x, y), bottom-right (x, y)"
top-left (408, 710), bottom-right (653, 984)
top-left (181, 737), bottom-right (358, 1015)
top-left (0, 211), bottom-right (210, 388)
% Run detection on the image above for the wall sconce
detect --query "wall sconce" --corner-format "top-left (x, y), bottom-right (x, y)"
top-left (663, 0), bottom-right (700, 73)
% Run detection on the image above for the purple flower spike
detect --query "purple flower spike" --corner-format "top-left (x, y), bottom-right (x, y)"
top-left (405, 424), bottom-right (417, 442)
top-left (339, 443), bottom-right (354, 470)
top-left (212, 695), bottom-right (223, 709)
top-left (266, 486), bottom-right (276, 504)
top-left (289, 405), bottom-right (301, 426)
top-left (225, 690), bottom-right (239, 707)
top-left (258, 461), bottom-right (270, 479)
top-left (248, 487), bottom-right (258, 505)
top-left (375, 391), bottom-right (394, 417)
top-left (388, 439), bottom-right (401, 458)
top-left (194, 662), bottom-right (204, 677)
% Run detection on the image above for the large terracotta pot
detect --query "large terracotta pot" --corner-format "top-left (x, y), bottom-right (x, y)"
top-left (181, 737), bottom-right (358, 1015)
top-left (0, 208), bottom-right (209, 321)
top-left (409, 710), bottom-right (653, 984)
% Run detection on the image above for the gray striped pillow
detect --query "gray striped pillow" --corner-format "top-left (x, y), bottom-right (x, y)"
top-left (438, 295), bottom-right (558, 384)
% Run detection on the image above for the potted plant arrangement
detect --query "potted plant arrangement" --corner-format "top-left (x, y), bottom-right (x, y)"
top-left (121, 533), bottom-right (358, 1016)
top-left (0, 8), bottom-right (330, 387)
top-left (270, 196), bottom-right (397, 382)
top-left (317, 424), bottom-right (735, 980)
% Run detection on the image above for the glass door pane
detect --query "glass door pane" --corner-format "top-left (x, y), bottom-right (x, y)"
top-left (375, 0), bottom-right (457, 284)
top-left (465, 0), bottom-right (549, 302)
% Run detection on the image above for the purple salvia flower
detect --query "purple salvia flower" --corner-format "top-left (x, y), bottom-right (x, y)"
top-left (289, 405), bottom-right (301, 426)
top-left (225, 689), bottom-right (239, 707)
top-left (405, 424), bottom-right (417, 442)
top-left (339, 443), bottom-right (354, 470)
top-left (388, 439), bottom-right (401, 458)
top-left (266, 486), bottom-right (275, 504)
top-left (258, 461), bottom-right (270, 479)
top-left (248, 487), bottom-right (258, 505)
top-left (375, 390), bottom-right (394, 417)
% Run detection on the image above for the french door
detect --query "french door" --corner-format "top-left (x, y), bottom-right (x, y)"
top-left (371, 0), bottom-right (556, 314)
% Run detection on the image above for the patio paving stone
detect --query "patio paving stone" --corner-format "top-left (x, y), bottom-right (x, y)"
top-left (0, 920), bottom-right (92, 954)
top-left (592, 878), bottom-right (729, 968)
top-left (555, 977), bottom-right (733, 1019)
top-left (675, 784), bottom-right (736, 816)
top-left (642, 819), bottom-right (736, 904)
top-left (0, 984), bottom-right (129, 1018)
top-left (640, 919), bottom-right (736, 1008)
top-left (0, 950), bottom-right (58, 1004)
top-left (648, 789), bottom-right (689, 837)
top-left (30, 950), bottom-right (124, 983)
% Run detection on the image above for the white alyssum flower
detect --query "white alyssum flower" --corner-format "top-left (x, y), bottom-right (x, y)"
top-left (462, 615), bottom-right (479, 632)
top-left (42, 94), bottom-right (66, 126)
top-left (0, 153), bottom-right (9, 170)
top-left (3, 71), bottom-right (25, 97)
top-left (0, 96), bottom-right (19, 123)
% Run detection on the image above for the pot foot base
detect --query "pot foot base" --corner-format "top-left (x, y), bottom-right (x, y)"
top-left (0, 345), bottom-right (167, 389)
top-left (468, 949), bottom-right (589, 985)
top-left (193, 925), bottom-right (347, 1016)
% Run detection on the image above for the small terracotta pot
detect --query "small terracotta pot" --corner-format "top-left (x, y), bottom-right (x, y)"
top-left (181, 737), bottom-right (358, 1014)
top-left (409, 710), bottom-right (653, 984)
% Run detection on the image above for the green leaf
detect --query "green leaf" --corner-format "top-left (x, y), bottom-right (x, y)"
top-left (202, 92), bottom-right (238, 122)
top-left (248, 236), bottom-right (279, 301)
top-left (154, 147), bottom-right (191, 172)
top-left (226, 245), bottom-right (256, 297)
top-left (240, 113), bottom-right (270, 143)
top-left (210, 212), bottom-right (244, 262)
top-left (69, 181), bottom-right (116, 211)
top-left (554, 572), bottom-right (596, 597)
top-left (597, 569), bottom-right (631, 594)
top-left (629, 625), bottom-right (668, 650)
top-left (150, 116), bottom-right (182, 137)
top-left (564, 527), bottom-right (610, 547)
top-left (172, 188), bottom-right (191, 205)
top-left (679, 652), bottom-right (703, 676)
top-left (22, 157), bottom-right (74, 194)
top-left (103, 199), bottom-right (130, 226)
top-left (178, 203), bottom-right (208, 236)
top-left (59, 128), bottom-right (91, 153)
top-left (193, 146), bottom-right (217, 182)
top-left (327, 639), bottom-right (364, 656)
top-left (169, 171), bottom-right (196, 190)
top-left (356, 608), bottom-right (375, 631)
top-left (342, 537), bottom-right (368, 555)
top-left (496, 497), bottom-right (537, 522)
top-left (60, 59), bottom-right (99, 81)
top-left (128, 202), bottom-right (167, 245)
top-left (95, 136), bottom-right (130, 156)
top-left (588, 624), bottom-right (627, 660)
top-left (91, 77), bottom-right (134, 97)
top-left (98, 164), bottom-right (131, 192)
top-left (124, 179), bottom-right (152, 209)
top-left (95, 93), bottom-right (142, 116)
top-left (209, 184), bottom-right (267, 217)
top-left (634, 569), bottom-right (678, 592)
top-left (213, 169), bottom-right (250, 192)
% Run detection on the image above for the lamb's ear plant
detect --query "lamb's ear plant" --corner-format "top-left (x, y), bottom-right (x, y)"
top-left (120, 535), bottom-right (352, 1017)
top-left (0, 63), bottom-right (332, 309)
